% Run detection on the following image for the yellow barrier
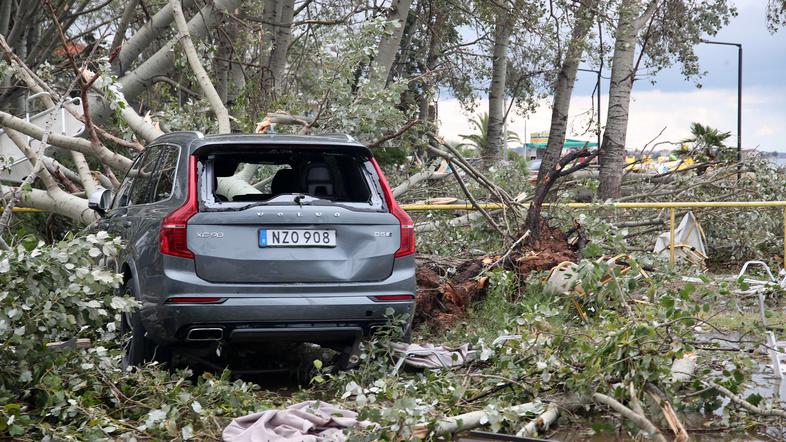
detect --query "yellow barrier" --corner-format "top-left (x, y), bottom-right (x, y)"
top-left (0, 207), bottom-right (44, 213)
top-left (400, 201), bottom-right (786, 267)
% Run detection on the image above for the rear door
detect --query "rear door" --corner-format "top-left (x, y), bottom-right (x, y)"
top-left (188, 207), bottom-right (400, 283)
top-left (187, 150), bottom-right (400, 284)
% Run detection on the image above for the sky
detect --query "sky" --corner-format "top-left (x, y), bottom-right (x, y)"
top-left (437, 0), bottom-right (786, 152)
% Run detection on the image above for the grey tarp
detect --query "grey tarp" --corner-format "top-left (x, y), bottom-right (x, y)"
top-left (653, 211), bottom-right (707, 266)
top-left (390, 342), bottom-right (477, 373)
top-left (222, 401), bottom-right (370, 442)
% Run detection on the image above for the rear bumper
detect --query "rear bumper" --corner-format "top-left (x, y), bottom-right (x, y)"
top-left (141, 295), bottom-right (414, 344)
top-left (136, 255), bottom-right (416, 345)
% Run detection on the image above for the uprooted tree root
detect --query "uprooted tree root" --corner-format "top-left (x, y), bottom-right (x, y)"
top-left (415, 256), bottom-right (489, 327)
top-left (415, 222), bottom-right (577, 328)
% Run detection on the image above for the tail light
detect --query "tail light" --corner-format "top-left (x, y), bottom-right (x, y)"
top-left (160, 155), bottom-right (198, 259)
top-left (370, 157), bottom-right (415, 258)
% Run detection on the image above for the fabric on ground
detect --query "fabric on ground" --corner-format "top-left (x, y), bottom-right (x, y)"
top-left (653, 211), bottom-right (707, 266)
top-left (222, 400), bottom-right (370, 442)
top-left (390, 342), bottom-right (477, 373)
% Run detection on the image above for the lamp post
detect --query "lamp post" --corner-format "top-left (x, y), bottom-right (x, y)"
top-left (577, 68), bottom-right (602, 149)
top-left (700, 40), bottom-right (742, 180)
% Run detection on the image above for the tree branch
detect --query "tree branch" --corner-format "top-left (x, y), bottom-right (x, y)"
top-left (170, 0), bottom-right (231, 134)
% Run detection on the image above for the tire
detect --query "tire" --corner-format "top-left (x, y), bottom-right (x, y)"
top-left (120, 282), bottom-right (168, 369)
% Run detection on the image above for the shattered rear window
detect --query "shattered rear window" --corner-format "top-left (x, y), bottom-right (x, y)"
top-left (201, 149), bottom-right (383, 210)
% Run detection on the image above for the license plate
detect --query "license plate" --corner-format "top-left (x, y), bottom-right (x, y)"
top-left (258, 229), bottom-right (336, 247)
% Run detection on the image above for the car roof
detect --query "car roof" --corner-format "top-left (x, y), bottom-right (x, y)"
top-left (151, 132), bottom-right (371, 156)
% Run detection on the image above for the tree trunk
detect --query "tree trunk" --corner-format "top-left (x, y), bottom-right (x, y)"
top-left (485, 13), bottom-right (513, 166)
top-left (113, 0), bottom-right (196, 75)
top-left (418, 6), bottom-right (446, 124)
top-left (371, 0), bottom-right (413, 84)
top-left (537, 0), bottom-right (599, 183)
top-left (268, 0), bottom-right (295, 95)
top-left (0, 0), bottom-right (11, 36)
top-left (115, 0), bottom-right (242, 109)
top-left (110, 0), bottom-right (140, 53)
top-left (170, 0), bottom-right (231, 134)
top-left (598, 0), bottom-right (658, 199)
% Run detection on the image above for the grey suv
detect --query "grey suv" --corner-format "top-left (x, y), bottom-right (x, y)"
top-left (89, 132), bottom-right (416, 368)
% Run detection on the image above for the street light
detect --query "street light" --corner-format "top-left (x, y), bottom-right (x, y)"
top-left (700, 39), bottom-right (742, 179)
top-left (577, 68), bottom-right (602, 149)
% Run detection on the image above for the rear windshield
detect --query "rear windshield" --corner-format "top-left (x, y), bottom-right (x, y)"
top-left (200, 149), bottom-right (384, 210)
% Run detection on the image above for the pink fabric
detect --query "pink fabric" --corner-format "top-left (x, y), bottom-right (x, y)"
top-left (223, 401), bottom-right (368, 442)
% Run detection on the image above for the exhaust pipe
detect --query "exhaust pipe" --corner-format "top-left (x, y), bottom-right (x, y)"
top-left (186, 327), bottom-right (224, 341)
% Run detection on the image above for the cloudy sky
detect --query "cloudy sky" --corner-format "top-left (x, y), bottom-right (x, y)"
top-left (438, 0), bottom-right (786, 152)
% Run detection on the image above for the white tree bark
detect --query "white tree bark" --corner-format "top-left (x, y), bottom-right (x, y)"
top-left (82, 71), bottom-right (165, 143)
top-left (412, 402), bottom-right (542, 438)
top-left (3, 129), bottom-right (97, 224)
top-left (118, 0), bottom-right (243, 104)
top-left (0, 183), bottom-right (96, 224)
top-left (371, 0), bottom-right (413, 83)
top-left (268, 0), bottom-right (295, 95)
top-left (593, 392), bottom-right (668, 442)
top-left (113, 0), bottom-right (196, 74)
top-left (485, 11), bottom-right (514, 165)
top-left (599, 0), bottom-right (659, 199)
top-left (217, 164), bottom-right (262, 198)
top-left (170, 0), bottom-right (231, 134)
top-left (517, 403), bottom-right (560, 437)
top-left (0, 110), bottom-right (132, 171)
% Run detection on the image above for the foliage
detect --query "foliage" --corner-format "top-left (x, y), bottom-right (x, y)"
top-left (410, 160), bottom-right (532, 256)
top-left (767, 0), bottom-right (786, 32)
top-left (679, 122), bottom-right (733, 162)
top-left (0, 234), bottom-right (264, 439)
top-left (458, 113), bottom-right (521, 155)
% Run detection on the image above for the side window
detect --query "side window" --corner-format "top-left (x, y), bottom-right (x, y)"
top-left (152, 146), bottom-right (179, 202)
top-left (112, 153), bottom-right (145, 209)
top-left (128, 147), bottom-right (161, 206)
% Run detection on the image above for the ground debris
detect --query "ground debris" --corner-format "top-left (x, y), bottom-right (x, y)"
top-left (415, 223), bottom-right (578, 328)
top-left (415, 256), bottom-right (488, 327)
top-left (515, 222), bottom-right (577, 274)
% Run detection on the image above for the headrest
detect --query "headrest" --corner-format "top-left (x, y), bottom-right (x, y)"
top-left (271, 168), bottom-right (298, 194)
top-left (303, 163), bottom-right (333, 196)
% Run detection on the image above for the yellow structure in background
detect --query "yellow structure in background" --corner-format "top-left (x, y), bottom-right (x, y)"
top-left (0, 207), bottom-right (43, 213)
top-left (625, 155), bottom-right (695, 173)
top-left (401, 201), bottom-right (786, 268)
top-left (529, 132), bottom-right (549, 144)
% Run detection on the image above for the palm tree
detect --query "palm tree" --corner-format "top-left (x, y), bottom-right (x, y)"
top-left (458, 113), bottom-right (521, 157)
top-left (683, 122), bottom-right (732, 160)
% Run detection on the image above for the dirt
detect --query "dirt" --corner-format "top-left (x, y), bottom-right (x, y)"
top-left (414, 256), bottom-right (488, 327)
top-left (515, 223), bottom-right (577, 274)
top-left (414, 223), bottom-right (577, 329)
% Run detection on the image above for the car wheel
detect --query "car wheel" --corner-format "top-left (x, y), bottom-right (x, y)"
top-left (120, 282), bottom-right (168, 369)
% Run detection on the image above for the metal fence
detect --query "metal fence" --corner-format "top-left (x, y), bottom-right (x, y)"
top-left (401, 201), bottom-right (786, 266)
